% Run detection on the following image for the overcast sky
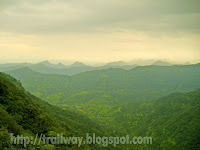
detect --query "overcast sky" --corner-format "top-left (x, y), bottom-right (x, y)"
top-left (0, 0), bottom-right (200, 64)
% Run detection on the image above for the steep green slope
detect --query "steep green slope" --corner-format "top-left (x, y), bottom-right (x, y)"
top-left (0, 72), bottom-right (111, 150)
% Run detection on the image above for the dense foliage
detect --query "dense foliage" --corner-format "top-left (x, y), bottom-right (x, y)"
top-left (1, 63), bottom-right (200, 149)
top-left (6, 63), bottom-right (200, 105)
top-left (0, 72), bottom-right (111, 150)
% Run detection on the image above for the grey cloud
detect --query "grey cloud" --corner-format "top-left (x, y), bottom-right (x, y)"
top-left (0, 0), bottom-right (200, 34)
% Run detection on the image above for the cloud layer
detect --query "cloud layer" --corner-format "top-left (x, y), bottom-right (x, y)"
top-left (0, 0), bottom-right (200, 63)
top-left (1, 0), bottom-right (200, 33)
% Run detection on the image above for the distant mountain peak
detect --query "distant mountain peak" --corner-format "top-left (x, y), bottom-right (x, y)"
top-left (70, 61), bottom-right (86, 67)
top-left (57, 62), bottom-right (66, 67)
top-left (152, 60), bottom-right (172, 66)
top-left (39, 60), bottom-right (51, 65)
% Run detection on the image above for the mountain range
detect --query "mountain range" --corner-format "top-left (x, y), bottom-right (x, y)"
top-left (0, 59), bottom-right (179, 76)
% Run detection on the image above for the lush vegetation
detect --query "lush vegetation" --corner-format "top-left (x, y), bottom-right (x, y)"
top-left (6, 63), bottom-right (200, 105)
top-left (1, 63), bottom-right (200, 149)
top-left (0, 72), bottom-right (113, 149)
top-left (77, 91), bottom-right (200, 149)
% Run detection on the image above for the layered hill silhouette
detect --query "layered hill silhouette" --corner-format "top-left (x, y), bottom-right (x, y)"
top-left (0, 59), bottom-right (178, 75)
top-left (5, 63), bottom-right (200, 105)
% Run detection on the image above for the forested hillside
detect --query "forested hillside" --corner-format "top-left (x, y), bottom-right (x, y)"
top-left (0, 72), bottom-right (112, 150)
top-left (79, 90), bottom-right (200, 150)
top-left (6, 63), bottom-right (200, 105)
top-left (1, 63), bottom-right (200, 149)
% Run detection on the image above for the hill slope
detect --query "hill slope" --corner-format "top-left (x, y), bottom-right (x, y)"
top-left (0, 71), bottom-right (199, 149)
top-left (5, 63), bottom-right (200, 105)
top-left (0, 72), bottom-right (111, 149)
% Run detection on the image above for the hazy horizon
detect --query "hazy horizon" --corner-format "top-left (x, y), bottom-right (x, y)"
top-left (0, 58), bottom-right (199, 66)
